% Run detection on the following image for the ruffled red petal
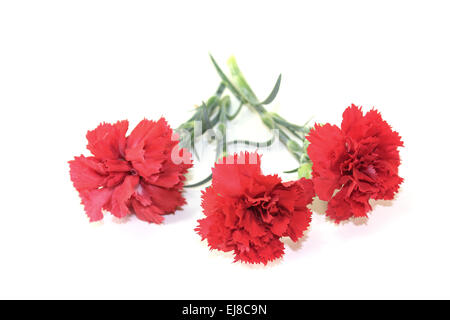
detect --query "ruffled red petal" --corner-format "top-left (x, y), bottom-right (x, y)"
top-left (86, 120), bottom-right (128, 160)
top-left (307, 105), bottom-right (403, 223)
top-left (110, 175), bottom-right (139, 218)
top-left (142, 183), bottom-right (186, 214)
top-left (69, 156), bottom-right (107, 192)
top-left (306, 123), bottom-right (345, 200)
top-left (196, 152), bottom-right (314, 264)
top-left (131, 197), bottom-right (165, 224)
top-left (211, 152), bottom-right (262, 198)
top-left (70, 117), bottom-right (191, 223)
top-left (79, 188), bottom-right (113, 222)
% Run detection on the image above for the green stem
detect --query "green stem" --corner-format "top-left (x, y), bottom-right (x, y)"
top-left (227, 102), bottom-right (243, 120)
top-left (227, 136), bottom-right (276, 148)
top-left (215, 82), bottom-right (226, 96)
top-left (178, 82), bottom-right (225, 129)
top-left (184, 97), bottom-right (230, 188)
top-left (217, 98), bottom-right (228, 157)
top-left (258, 106), bottom-right (302, 163)
top-left (227, 56), bottom-right (259, 105)
top-left (223, 56), bottom-right (309, 164)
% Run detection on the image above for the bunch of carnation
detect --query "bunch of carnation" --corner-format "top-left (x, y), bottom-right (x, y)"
top-left (69, 56), bottom-right (403, 265)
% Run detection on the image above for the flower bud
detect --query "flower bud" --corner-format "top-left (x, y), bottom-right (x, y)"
top-left (206, 96), bottom-right (218, 107)
top-left (298, 162), bottom-right (312, 179)
top-left (220, 96), bottom-right (231, 109)
top-left (287, 139), bottom-right (302, 153)
top-left (303, 139), bottom-right (310, 152)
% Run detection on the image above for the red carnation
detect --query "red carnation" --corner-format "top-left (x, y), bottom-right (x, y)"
top-left (69, 118), bottom-right (192, 223)
top-left (307, 105), bottom-right (403, 223)
top-left (195, 152), bottom-right (314, 265)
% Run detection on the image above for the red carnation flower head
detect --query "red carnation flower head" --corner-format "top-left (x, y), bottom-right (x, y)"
top-left (195, 152), bottom-right (314, 265)
top-left (69, 118), bottom-right (192, 223)
top-left (307, 105), bottom-right (403, 223)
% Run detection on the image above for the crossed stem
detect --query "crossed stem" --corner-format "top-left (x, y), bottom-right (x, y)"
top-left (181, 55), bottom-right (313, 187)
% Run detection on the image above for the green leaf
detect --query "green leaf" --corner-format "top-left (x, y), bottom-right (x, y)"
top-left (298, 162), bottom-right (312, 179)
top-left (283, 167), bottom-right (299, 174)
top-left (303, 139), bottom-right (310, 152)
top-left (209, 54), bottom-right (246, 103)
top-left (227, 56), bottom-right (259, 105)
top-left (261, 74), bottom-right (282, 105)
top-left (206, 95), bottom-right (218, 108)
top-left (226, 102), bottom-right (243, 120)
top-left (227, 136), bottom-right (276, 148)
top-left (287, 139), bottom-right (302, 153)
top-left (201, 101), bottom-right (211, 130)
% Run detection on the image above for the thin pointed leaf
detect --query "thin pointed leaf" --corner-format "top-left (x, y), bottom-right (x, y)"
top-left (226, 102), bottom-right (243, 120)
top-left (273, 116), bottom-right (306, 132)
top-left (227, 136), bottom-right (276, 148)
top-left (201, 101), bottom-right (211, 130)
top-left (303, 116), bottom-right (314, 127)
top-left (261, 74), bottom-right (282, 105)
top-left (275, 120), bottom-right (305, 140)
top-left (215, 82), bottom-right (226, 96)
top-left (227, 56), bottom-right (259, 105)
top-left (209, 54), bottom-right (246, 103)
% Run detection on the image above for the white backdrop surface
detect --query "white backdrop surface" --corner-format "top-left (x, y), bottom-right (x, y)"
top-left (0, 0), bottom-right (449, 299)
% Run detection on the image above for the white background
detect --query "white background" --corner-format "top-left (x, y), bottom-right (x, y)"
top-left (1, 0), bottom-right (449, 299)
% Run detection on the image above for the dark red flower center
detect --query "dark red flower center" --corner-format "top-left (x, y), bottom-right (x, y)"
top-left (365, 165), bottom-right (377, 178)
top-left (245, 194), bottom-right (279, 223)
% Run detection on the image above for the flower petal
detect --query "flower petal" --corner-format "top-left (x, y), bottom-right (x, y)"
top-left (286, 208), bottom-right (312, 241)
top-left (110, 175), bottom-right (139, 218)
top-left (86, 120), bottom-right (128, 160)
top-left (131, 198), bottom-right (165, 224)
top-left (212, 152), bottom-right (262, 198)
top-left (142, 183), bottom-right (186, 214)
top-left (69, 156), bottom-right (107, 191)
top-left (79, 188), bottom-right (113, 222)
top-left (307, 123), bottom-right (345, 200)
top-left (125, 118), bottom-right (169, 162)
top-left (242, 209), bottom-right (266, 238)
top-left (341, 104), bottom-right (365, 139)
